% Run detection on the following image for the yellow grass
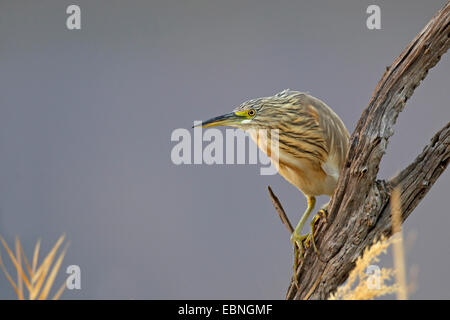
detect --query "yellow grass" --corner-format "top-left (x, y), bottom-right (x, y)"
top-left (329, 187), bottom-right (412, 300)
top-left (328, 235), bottom-right (398, 300)
top-left (0, 234), bottom-right (68, 300)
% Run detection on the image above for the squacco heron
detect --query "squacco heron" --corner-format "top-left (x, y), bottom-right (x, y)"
top-left (195, 89), bottom-right (349, 280)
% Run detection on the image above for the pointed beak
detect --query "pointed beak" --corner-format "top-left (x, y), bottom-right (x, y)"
top-left (193, 112), bottom-right (241, 128)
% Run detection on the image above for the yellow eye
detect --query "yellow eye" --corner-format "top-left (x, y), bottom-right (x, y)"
top-left (248, 109), bottom-right (256, 117)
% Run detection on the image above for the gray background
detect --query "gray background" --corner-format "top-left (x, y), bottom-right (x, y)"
top-left (0, 0), bottom-right (448, 299)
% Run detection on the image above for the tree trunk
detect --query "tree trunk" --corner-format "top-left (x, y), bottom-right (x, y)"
top-left (281, 2), bottom-right (450, 300)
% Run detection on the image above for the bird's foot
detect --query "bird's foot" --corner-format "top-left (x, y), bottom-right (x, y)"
top-left (290, 209), bottom-right (328, 283)
top-left (291, 232), bottom-right (308, 283)
top-left (315, 208), bottom-right (328, 224)
top-left (308, 208), bottom-right (328, 255)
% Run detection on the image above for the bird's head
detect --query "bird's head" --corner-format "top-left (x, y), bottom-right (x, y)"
top-left (194, 89), bottom-right (299, 130)
top-left (193, 99), bottom-right (263, 129)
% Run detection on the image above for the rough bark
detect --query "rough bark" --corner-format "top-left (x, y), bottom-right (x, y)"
top-left (284, 2), bottom-right (450, 300)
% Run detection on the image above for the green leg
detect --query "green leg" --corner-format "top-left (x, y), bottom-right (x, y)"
top-left (308, 207), bottom-right (328, 254)
top-left (290, 196), bottom-right (316, 283)
top-left (307, 201), bottom-right (330, 254)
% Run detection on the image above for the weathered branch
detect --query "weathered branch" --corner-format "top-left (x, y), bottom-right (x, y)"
top-left (284, 2), bottom-right (450, 300)
top-left (268, 186), bottom-right (294, 235)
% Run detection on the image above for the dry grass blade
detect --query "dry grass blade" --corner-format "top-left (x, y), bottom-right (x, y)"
top-left (38, 244), bottom-right (68, 300)
top-left (18, 239), bottom-right (33, 281)
top-left (0, 235), bottom-right (32, 291)
top-left (32, 239), bottom-right (41, 277)
top-left (329, 187), bottom-right (411, 300)
top-left (15, 237), bottom-right (24, 300)
top-left (30, 235), bottom-right (66, 300)
top-left (52, 281), bottom-right (67, 300)
top-left (391, 188), bottom-right (408, 300)
top-left (0, 235), bottom-right (69, 300)
top-left (31, 235), bottom-right (64, 284)
top-left (0, 249), bottom-right (20, 297)
top-left (328, 236), bottom-right (398, 300)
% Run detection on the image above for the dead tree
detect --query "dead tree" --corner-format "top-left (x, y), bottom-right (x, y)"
top-left (269, 2), bottom-right (450, 300)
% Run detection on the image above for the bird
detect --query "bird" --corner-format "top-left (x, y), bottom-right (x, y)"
top-left (195, 89), bottom-right (349, 281)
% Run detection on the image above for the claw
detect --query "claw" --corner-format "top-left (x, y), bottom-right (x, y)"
top-left (291, 233), bottom-right (309, 283)
top-left (292, 209), bottom-right (329, 283)
top-left (309, 209), bottom-right (328, 256)
top-left (290, 197), bottom-right (330, 284)
top-left (317, 208), bottom-right (328, 224)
